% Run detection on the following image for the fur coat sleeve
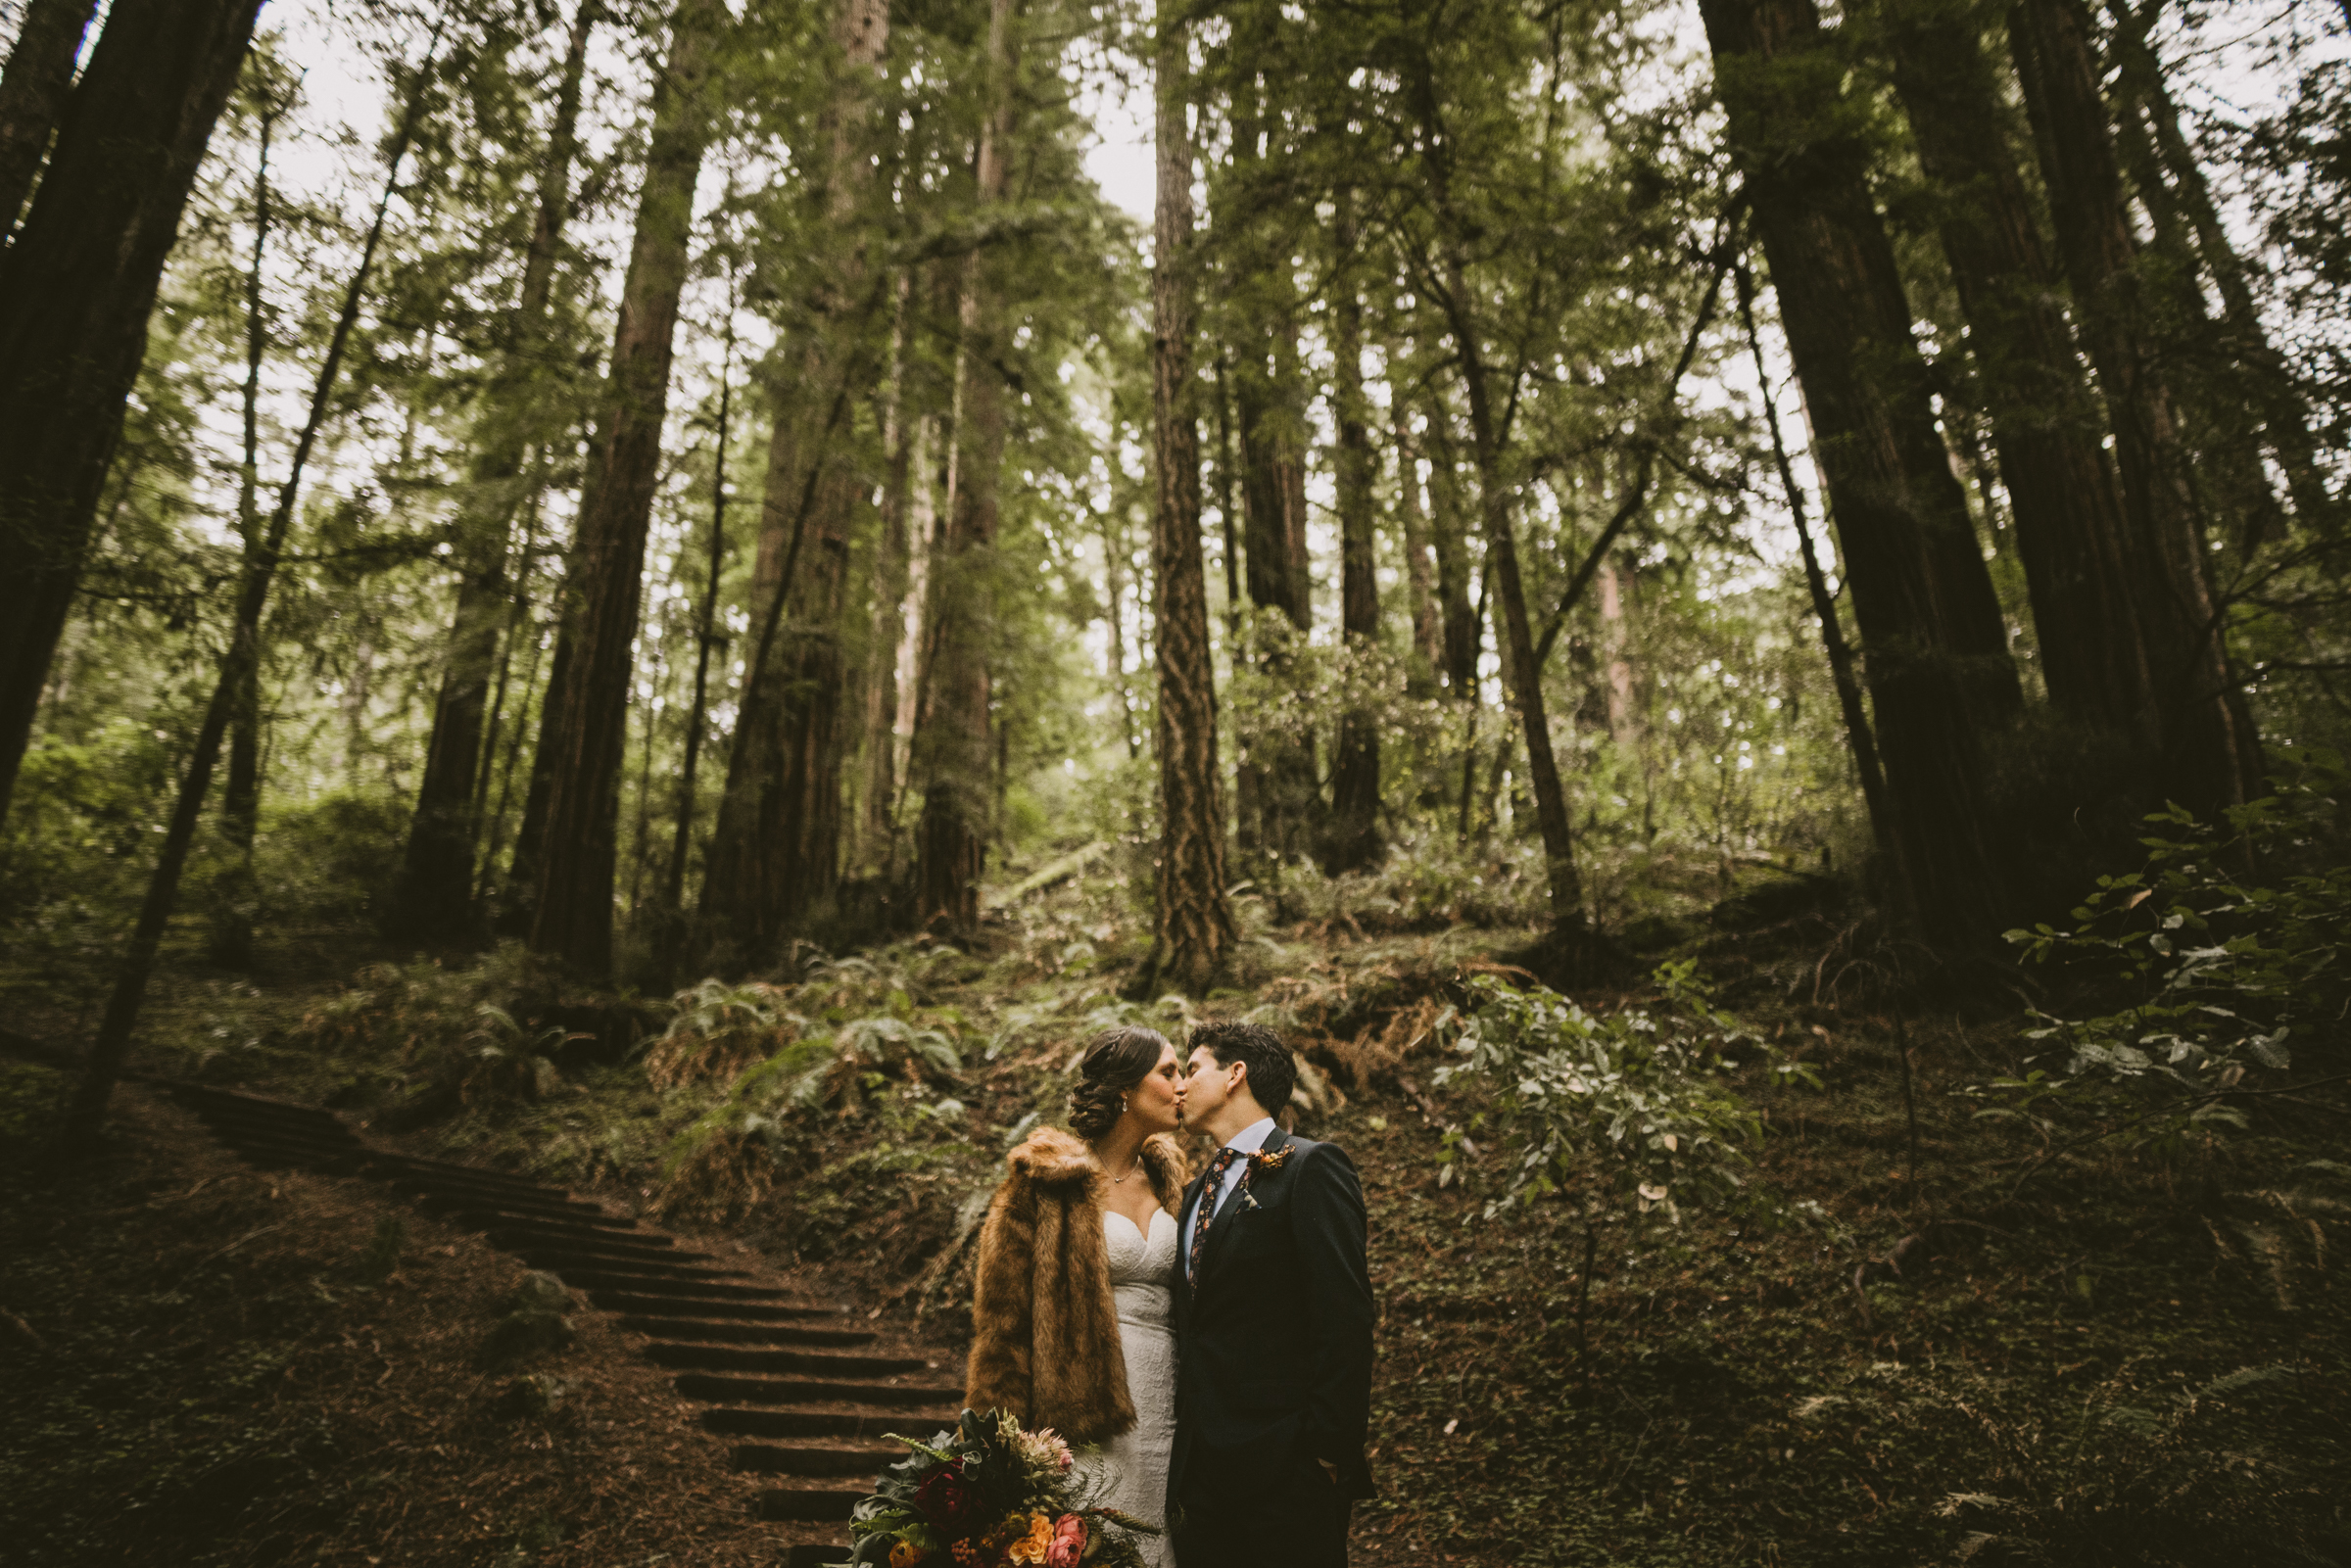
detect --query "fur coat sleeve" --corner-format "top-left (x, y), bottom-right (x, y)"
top-left (962, 1127), bottom-right (1189, 1444)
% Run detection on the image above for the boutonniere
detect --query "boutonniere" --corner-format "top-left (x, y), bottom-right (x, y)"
top-left (1245, 1145), bottom-right (1293, 1178)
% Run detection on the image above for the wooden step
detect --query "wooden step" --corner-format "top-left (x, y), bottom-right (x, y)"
top-left (418, 1194), bottom-right (641, 1231)
top-left (703, 1406), bottom-right (958, 1441)
top-left (754, 1479), bottom-right (869, 1523)
top-left (486, 1226), bottom-right (690, 1261)
top-left (589, 1290), bottom-right (840, 1320)
top-left (519, 1251), bottom-right (751, 1283)
top-left (552, 1270), bottom-right (791, 1301)
top-left (643, 1342), bottom-right (930, 1377)
top-left (731, 1440), bottom-right (898, 1476)
top-left (674, 1373), bottom-right (963, 1407)
top-left (615, 1316), bottom-right (876, 1349)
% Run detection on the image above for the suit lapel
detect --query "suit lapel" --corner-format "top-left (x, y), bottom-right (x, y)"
top-left (1197, 1126), bottom-right (1294, 1287)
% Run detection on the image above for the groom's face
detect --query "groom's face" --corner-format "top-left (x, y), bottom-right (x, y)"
top-left (1179, 1046), bottom-right (1240, 1129)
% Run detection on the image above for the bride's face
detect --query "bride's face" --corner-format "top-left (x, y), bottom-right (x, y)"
top-left (1126, 1041), bottom-right (1183, 1135)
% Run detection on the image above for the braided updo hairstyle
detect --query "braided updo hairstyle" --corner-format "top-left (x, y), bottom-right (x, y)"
top-left (1067, 1025), bottom-right (1172, 1140)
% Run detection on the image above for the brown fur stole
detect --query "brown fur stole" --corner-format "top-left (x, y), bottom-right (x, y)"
top-left (962, 1125), bottom-right (1187, 1442)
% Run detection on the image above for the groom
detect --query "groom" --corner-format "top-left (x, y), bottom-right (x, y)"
top-left (1170, 1022), bottom-right (1375, 1567)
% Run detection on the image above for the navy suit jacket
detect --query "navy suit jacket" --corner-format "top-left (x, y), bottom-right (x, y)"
top-left (1170, 1126), bottom-right (1376, 1505)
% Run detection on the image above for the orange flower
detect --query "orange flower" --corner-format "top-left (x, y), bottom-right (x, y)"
top-left (889, 1542), bottom-right (929, 1568)
top-left (1005, 1512), bottom-right (1056, 1565)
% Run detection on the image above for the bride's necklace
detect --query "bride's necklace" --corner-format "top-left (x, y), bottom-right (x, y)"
top-left (1107, 1150), bottom-right (1142, 1184)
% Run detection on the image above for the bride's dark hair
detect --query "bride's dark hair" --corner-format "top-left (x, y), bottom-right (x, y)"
top-left (1068, 1025), bottom-right (1171, 1140)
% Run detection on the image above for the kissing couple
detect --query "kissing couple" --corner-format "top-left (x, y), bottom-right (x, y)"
top-left (963, 1022), bottom-right (1377, 1567)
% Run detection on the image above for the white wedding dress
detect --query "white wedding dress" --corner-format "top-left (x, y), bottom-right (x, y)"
top-left (1078, 1208), bottom-right (1176, 1568)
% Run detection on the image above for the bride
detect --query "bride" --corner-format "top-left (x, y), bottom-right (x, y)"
top-left (964, 1025), bottom-right (1187, 1566)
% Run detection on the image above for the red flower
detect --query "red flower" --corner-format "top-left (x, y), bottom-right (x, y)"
top-left (914, 1463), bottom-right (979, 1533)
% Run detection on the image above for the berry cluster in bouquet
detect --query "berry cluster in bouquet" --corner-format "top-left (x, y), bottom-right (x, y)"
top-left (847, 1408), bottom-right (1161, 1568)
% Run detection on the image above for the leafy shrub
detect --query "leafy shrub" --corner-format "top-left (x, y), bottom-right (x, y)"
top-left (654, 993), bottom-right (969, 1219)
top-left (641, 979), bottom-right (802, 1089)
top-left (287, 946), bottom-right (569, 1117)
top-left (1984, 755), bottom-right (2348, 1146)
top-left (1435, 961), bottom-right (1787, 1225)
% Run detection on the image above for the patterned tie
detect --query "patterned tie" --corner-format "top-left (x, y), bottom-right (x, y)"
top-left (1188, 1146), bottom-right (1244, 1279)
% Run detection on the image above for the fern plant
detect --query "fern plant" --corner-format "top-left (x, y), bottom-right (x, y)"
top-left (1983, 753), bottom-right (2349, 1147)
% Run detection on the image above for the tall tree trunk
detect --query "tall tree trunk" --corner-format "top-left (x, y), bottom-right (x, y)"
top-left (66, 27), bottom-right (437, 1146)
top-left (1700, 0), bottom-right (2010, 940)
top-left (852, 271), bottom-right (917, 867)
top-left (1325, 201), bottom-right (1381, 875)
top-left (2104, 0), bottom-right (2332, 536)
top-left (1737, 259), bottom-right (1896, 864)
top-left (0, 0), bottom-right (99, 239)
top-left (0, 0), bottom-right (264, 827)
top-left (1421, 398), bottom-right (1482, 697)
top-left (1101, 502), bottom-right (1139, 759)
top-left (527, 0), bottom-right (724, 978)
top-left (210, 98), bottom-right (279, 971)
top-left (664, 281), bottom-right (735, 919)
top-left (2008, 0), bottom-right (2264, 814)
top-left (1393, 413), bottom-right (1445, 694)
top-left (912, 0), bottom-right (1018, 935)
top-left (1874, 0), bottom-right (2156, 747)
top-left (394, 0), bottom-right (593, 943)
top-left (1144, 10), bottom-right (1233, 994)
top-left (704, 0), bottom-right (891, 962)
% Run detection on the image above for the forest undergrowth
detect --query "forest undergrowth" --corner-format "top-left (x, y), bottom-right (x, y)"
top-left (6, 809), bottom-right (2347, 1568)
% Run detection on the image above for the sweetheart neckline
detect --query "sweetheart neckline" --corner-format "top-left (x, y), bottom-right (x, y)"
top-left (1106, 1208), bottom-right (1174, 1241)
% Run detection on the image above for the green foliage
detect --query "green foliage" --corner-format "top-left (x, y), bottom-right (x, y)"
top-left (1435, 963), bottom-right (1799, 1225)
top-left (640, 978), bottom-right (802, 1089)
top-left (1985, 756), bottom-right (2348, 1143)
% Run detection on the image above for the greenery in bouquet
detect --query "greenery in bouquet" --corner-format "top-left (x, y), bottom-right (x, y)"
top-left (848, 1408), bottom-right (1160, 1568)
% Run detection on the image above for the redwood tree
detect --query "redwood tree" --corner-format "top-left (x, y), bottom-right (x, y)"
top-left (0, 0), bottom-right (264, 826)
top-left (2008, 0), bottom-right (2263, 814)
top-left (1699, 0), bottom-right (2014, 939)
top-left (1871, 0), bottom-right (2156, 747)
top-left (527, 0), bottom-right (726, 977)
top-left (393, 0), bottom-right (594, 943)
top-left (702, 0), bottom-right (892, 964)
top-left (0, 0), bottom-right (100, 238)
top-left (1145, 9), bottom-right (1236, 993)
top-left (911, 0), bottom-right (1018, 935)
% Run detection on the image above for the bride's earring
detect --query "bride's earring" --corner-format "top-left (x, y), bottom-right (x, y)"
top-left (1121, 1097), bottom-right (1129, 1114)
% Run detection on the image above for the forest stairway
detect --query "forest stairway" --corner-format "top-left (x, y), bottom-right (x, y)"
top-left (165, 1083), bottom-right (964, 1568)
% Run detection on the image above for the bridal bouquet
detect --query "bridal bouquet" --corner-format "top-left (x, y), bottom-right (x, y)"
top-left (847, 1408), bottom-right (1160, 1568)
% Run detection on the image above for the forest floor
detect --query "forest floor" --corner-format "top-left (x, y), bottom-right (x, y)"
top-left (4, 853), bottom-right (2349, 1567)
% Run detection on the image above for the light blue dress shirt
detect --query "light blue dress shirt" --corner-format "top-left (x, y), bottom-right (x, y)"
top-left (1182, 1116), bottom-right (1276, 1279)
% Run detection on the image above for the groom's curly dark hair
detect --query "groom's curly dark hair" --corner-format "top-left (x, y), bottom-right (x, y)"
top-left (1186, 1022), bottom-right (1296, 1116)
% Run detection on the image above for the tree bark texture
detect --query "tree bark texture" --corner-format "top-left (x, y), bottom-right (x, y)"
top-left (1420, 400), bottom-right (1482, 697)
top-left (210, 101), bottom-right (278, 971)
top-left (1325, 210), bottom-right (1381, 876)
top-left (913, 0), bottom-right (1017, 935)
top-left (1700, 0), bottom-right (2010, 940)
top-left (1146, 15), bottom-right (1234, 994)
top-left (703, 0), bottom-right (891, 962)
top-left (0, 0), bottom-right (264, 826)
top-left (1393, 414), bottom-right (1446, 694)
top-left (528, 0), bottom-right (723, 977)
top-left (395, 0), bottom-right (593, 943)
top-left (1875, 0), bottom-right (2156, 747)
top-left (852, 272), bottom-right (918, 869)
top-left (665, 293), bottom-right (736, 918)
top-left (2008, 0), bottom-right (2264, 814)
top-left (0, 0), bottom-right (99, 238)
